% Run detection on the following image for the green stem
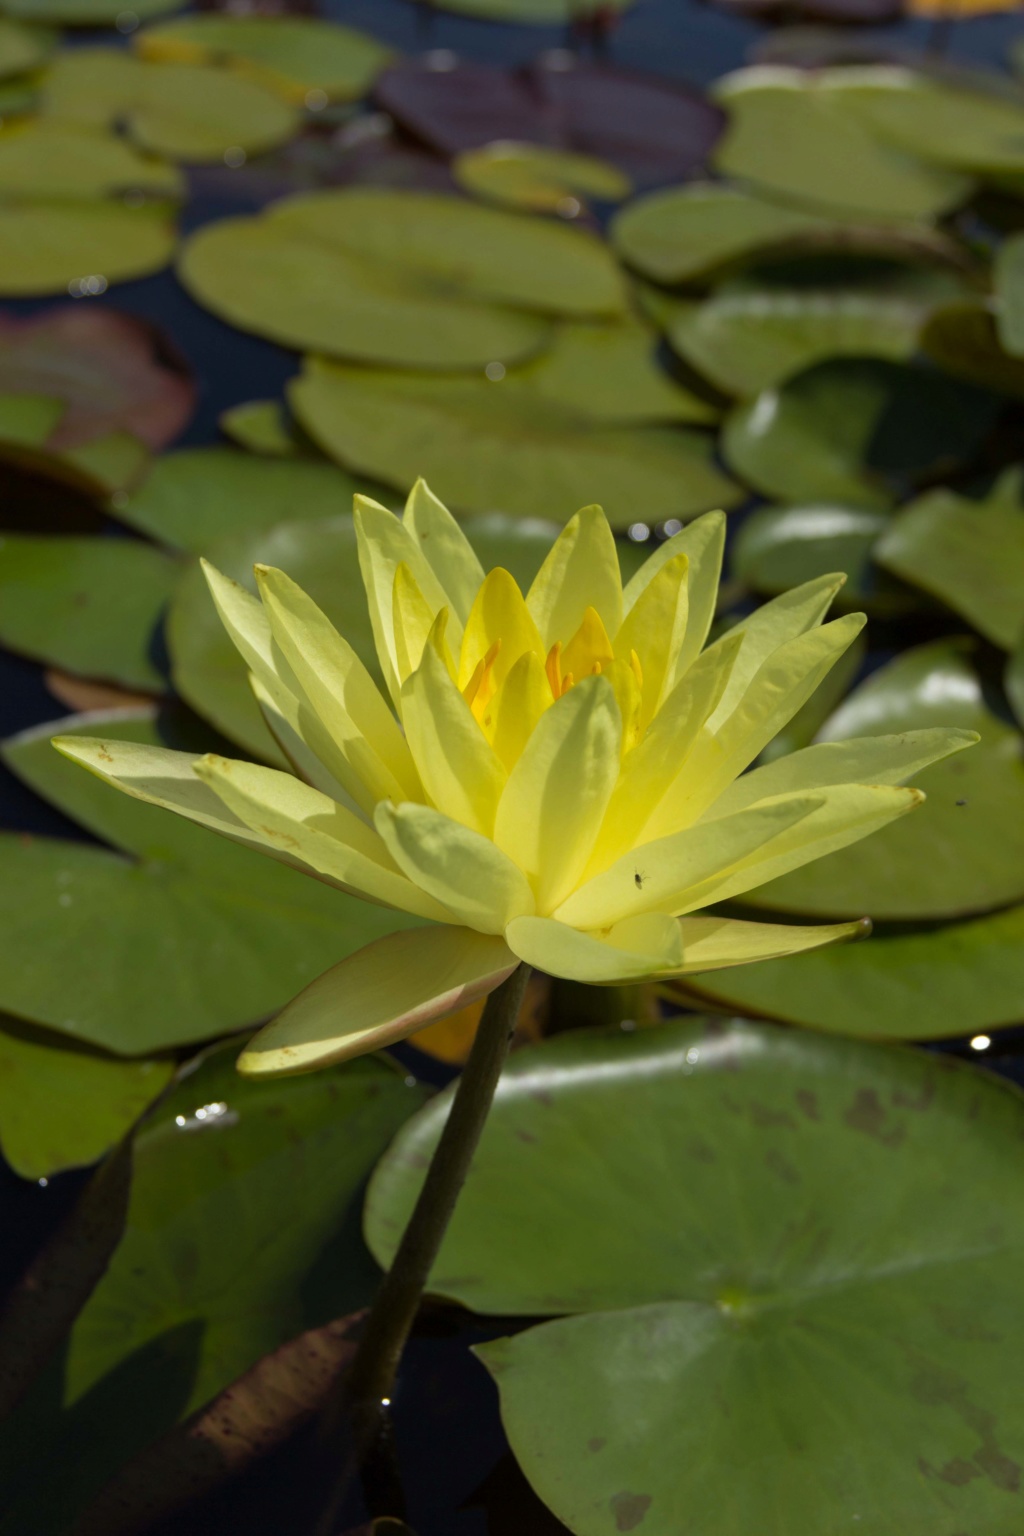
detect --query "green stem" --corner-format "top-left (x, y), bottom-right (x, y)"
top-left (347, 963), bottom-right (531, 1441)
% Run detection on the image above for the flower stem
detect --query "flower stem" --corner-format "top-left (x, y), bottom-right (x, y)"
top-left (345, 963), bottom-right (530, 1467)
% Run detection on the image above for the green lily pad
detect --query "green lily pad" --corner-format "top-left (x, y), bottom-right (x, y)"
top-left (0, 1044), bottom-right (425, 1535)
top-left (290, 356), bottom-right (741, 529)
top-left (0, 1015), bottom-right (172, 1180)
top-left (747, 639), bottom-right (1024, 919)
top-left (683, 903), bottom-right (1024, 1040)
top-left (1008, 637), bottom-right (1024, 730)
top-left (507, 314), bottom-right (718, 425)
top-left (921, 299), bottom-right (1024, 400)
top-left (0, 709), bottom-right (414, 1052)
top-left (4, 0), bottom-right (180, 21)
top-left (0, 202), bottom-right (177, 297)
top-left (0, 18), bottom-right (54, 77)
top-left (135, 15), bottom-right (393, 104)
top-left (218, 400), bottom-right (300, 457)
top-left (731, 503), bottom-right (913, 614)
top-left (994, 232), bottom-right (1024, 358)
top-left (722, 358), bottom-right (1000, 508)
top-left (115, 446), bottom-right (384, 554)
top-left (454, 142), bottom-right (630, 215)
top-left (713, 66), bottom-right (971, 219)
top-left (671, 287), bottom-right (925, 397)
top-left (875, 468), bottom-right (1024, 649)
top-left (0, 534), bottom-right (179, 690)
top-left (368, 1018), bottom-right (1024, 1536)
top-left (0, 119), bottom-right (183, 198)
top-left (42, 47), bottom-right (299, 163)
top-left (611, 181), bottom-right (960, 286)
top-left (832, 65), bottom-right (1024, 175)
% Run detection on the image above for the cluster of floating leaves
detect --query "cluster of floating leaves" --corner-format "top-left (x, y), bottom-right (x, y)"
top-left (4, 9), bottom-right (1024, 1536)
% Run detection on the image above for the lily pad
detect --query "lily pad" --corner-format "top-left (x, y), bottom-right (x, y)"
top-left (3, 0), bottom-right (179, 21)
top-left (218, 400), bottom-right (299, 457)
top-left (0, 534), bottom-right (179, 690)
top-left (115, 446), bottom-right (382, 554)
top-left (671, 287), bottom-right (925, 397)
top-left (0, 120), bottom-right (183, 199)
top-left (722, 358), bottom-right (1000, 507)
top-left (0, 1045), bottom-right (425, 1535)
top-left (0, 1015), bottom-right (172, 1181)
top-left (135, 15), bottom-right (393, 104)
top-left (0, 709), bottom-right (414, 1052)
top-left (875, 468), bottom-right (1024, 649)
top-left (454, 142), bottom-right (630, 215)
top-left (290, 356), bottom-right (741, 529)
top-left (373, 58), bottom-right (559, 159)
top-left (365, 1019), bottom-right (1024, 1536)
top-left (994, 232), bottom-right (1024, 357)
top-left (0, 18), bottom-right (54, 78)
top-left (507, 315), bottom-right (719, 425)
top-left (1008, 637), bottom-right (1024, 730)
top-left (747, 639), bottom-right (1024, 919)
top-left (921, 299), bottom-right (1024, 400)
top-left (0, 202), bottom-right (178, 298)
top-left (683, 903), bottom-right (1024, 1039)
top-left (43, 48), bottom-right (299, 163)
top-left (833, 66), bottom-right (1024, 175)
top-left (713, 66), bottom-right (972, 219)
top-left (731, 503), bottom-right (900, 610)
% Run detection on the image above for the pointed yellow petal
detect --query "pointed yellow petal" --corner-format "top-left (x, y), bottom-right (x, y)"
top-left (402, 478), bottom-right (484, 625)
top-left (560, 606), bottom-right (615, 683)
top-left (458, 566), bottom-right (545, 693)
top-left (614, 550), bottom-right (688, 729)
top-left (255, 564), bottom-right (421, 815)
top-left (711, 728), bottom-right (979, 818)
top-left (250, 673), bottom-right (355, 805)
top-left (196, 754), bottom-right (453, 921)
top-left (490, 649), bottom-right (554, 773)
top-left (505, 911), bottom-right (683, 983)
top-left (621, 508), bottom-right (725, 680)
top-left (237, 926), bottom-right (518, 1075)
top-left (494, 673), bottom-right (622, 914)
top-left (375, 801), bottom-right (535, 934)
top-left (201, 558), bottom-right (275, 676)
top-left (354, 495), bottom-right (460, 706)
top-left (526, 504), bottom-right (623, 650)
top-left (674, 914), bottom-right (870, 974)
top-left (393, 561), bottom-right (443, 686)
top-left (401, 644), bottom-right (507, 837)
top-left (602, 658), bottom-right (642, 757)
top-left (554, 793), bottom-right (823, 930)
top-left (646, 613), bottom-right (866, 838)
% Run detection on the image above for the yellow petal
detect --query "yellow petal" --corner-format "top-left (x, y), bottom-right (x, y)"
top-left (554, 793), bottom-right (823, 930)
top-left (494, 673), bottom-right (622, 914)
top-left (704, 572), bottom-right (846, 734)
top-left (255, 564), bottom-right (421, 812)
top-left (237, 926), bottom-right (518, 1075)
top-left (402, 478), bottom-right (484, 625)
top-left (526, 504), bottom-right (623, 649)
top-left (621, 509), bottom-right (725, 680)
top-left (712, 727), bottom-right (979, 818)
top-left (354, 495), bottom-right (459, 706)
top-left (614, 550), bottom-right (688, 730)
top-left (560, 605), bottom-right (615, 683)
top-left (250, 673), bottom-right (354, 804)
top-left (490, 649), bottom-right (554, 773)
top-left (375, 800), bottom-right (535, 934)
top-left (401, 644), bottom-right (507, 837)
top-left (602, 658), bottom-right (642, 757)
top-left (393, 561), bottom-right (444, 686)
top-left (458, 566), bottom-right (545, 693)
top-left (196, 754), bottom-right (453, 921)
top-left (505, 911), bottom-right (683, 983)
top-left (201, 558), bottom-right (275, 676)
top-left (646, 613), bottom-right (866, 839)
top-left (674, 913), bottom-right (870, 974)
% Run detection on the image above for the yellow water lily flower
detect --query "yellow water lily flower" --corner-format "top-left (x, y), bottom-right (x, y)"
top-left (55, 483), bottom-right (974, 1076)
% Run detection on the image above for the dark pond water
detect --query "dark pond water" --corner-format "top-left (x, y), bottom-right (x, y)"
top-left (4, 1), bottom-right (1024, 1530)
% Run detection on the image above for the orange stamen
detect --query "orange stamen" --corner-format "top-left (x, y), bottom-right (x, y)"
top-left (545, 641), bottom-right (562, 699)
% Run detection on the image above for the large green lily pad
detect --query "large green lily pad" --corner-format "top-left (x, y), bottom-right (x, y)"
top-left (832, 65), bottom-right (1024, 174)
top-left (611, 181), bottom-right (958, 286)
top-left (747, 639), bottom-right (1024, 919)
top-left (0, 1045), bottom-right (425, 1536)
top-left (684, 903), bottom-right (1024, 1039)
top-left (0, 18), bottom-right (54, 78)
top-left (722, 358), bottom-right (1000, 507)
top-left (114, 446), bottom-right (384, 554)
top-left (42, 48), bottom-right (299, 162)
top-left (0, 709), bottom-right (414, 1052)
top-left (713, 66), bottom-right (971, 219)
top-left (0, 1015), bottom-right (172, 1180)
top-left (367, 1017), bottom-right (1024, 1536)
top-left (671, 287), bottom-right (925, 397)
top-left (4, 0), bottom-right (179, 20)
top-left (921, 299), bottom-right (1024, 401)
top-left (730, 502), bottom-right (908, 613)
top-left (0, 534), bottom-right (179, 690)
top-left (0, 120), bottom-right (183, 199)
top-left (875, 467), bottom-right (1024, 649)
top-left (0, 202), bottom-right (177, 297)
top-left (135, 15), bottom-right (393, 104)
top-left (290, 356), bottom-right (741, 528)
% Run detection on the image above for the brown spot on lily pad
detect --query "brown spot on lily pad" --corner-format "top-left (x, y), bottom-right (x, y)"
top-left (588, 1436), bottom-right (606, 1453)
top-left (843, 1088), bottom-right (905, 1148)
top-left (611, 1491), bottom-right (652, 1531)
top-left (795, 1088), bottom-right (820, 1120)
